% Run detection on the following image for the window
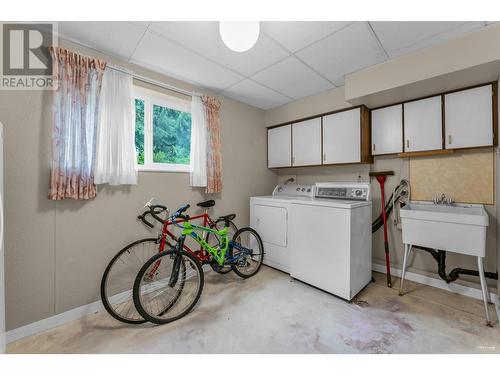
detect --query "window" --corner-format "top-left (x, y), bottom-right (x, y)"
top-left (134, 87), bottom-right (192, 172)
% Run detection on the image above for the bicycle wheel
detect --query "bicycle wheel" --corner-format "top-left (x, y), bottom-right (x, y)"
top-left (133, 249), bottom-right (204, 325)
top-left (101, 238), bottom-right (172, 324)
top-left (229, 227), bottom-right (264, 279)
top-left (206, 219), bottom-right (238, 274)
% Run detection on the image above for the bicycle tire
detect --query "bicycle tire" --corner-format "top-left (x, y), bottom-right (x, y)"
top-left (101, 238), bottom-right (173, 324)
top-left (229, 227), bottom-right (264, 279)
top-left (133, 249), bottom-right (204, 325)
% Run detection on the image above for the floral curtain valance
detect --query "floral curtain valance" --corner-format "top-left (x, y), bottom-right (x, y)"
top-left (202, 96), bottom-right (223, 194)
top-left (48, 47), bottom-right (106, 200)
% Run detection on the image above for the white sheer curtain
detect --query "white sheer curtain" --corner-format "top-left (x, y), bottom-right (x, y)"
top-left (95, 68), bottom-right (137, 185)
top-left (190, 95), bottom-right (207, 187)
top-left (48, 47), bottom-right (106, 200)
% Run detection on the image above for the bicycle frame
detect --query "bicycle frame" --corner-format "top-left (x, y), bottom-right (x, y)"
top-left (180, 221), bottom-right (229, 266)
top-left (148, 210), bottom-right (254, 281)
top-left (157, 211), bottom-right (219, 264)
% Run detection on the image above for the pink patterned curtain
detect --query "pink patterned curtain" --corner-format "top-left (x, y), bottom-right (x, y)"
top-left (48, 47), bottom-right (106, 200)
top-left (202, 96), bottom-right (222, 194)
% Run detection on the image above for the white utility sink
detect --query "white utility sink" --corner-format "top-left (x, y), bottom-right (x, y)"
top-left (400, 201), bottom-right (488, 257)
top-left (399, 201), bottom-right (493, 326)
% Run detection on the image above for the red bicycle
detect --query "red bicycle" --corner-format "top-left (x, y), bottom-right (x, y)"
top-left (100, 199), bottom-right (237, 324)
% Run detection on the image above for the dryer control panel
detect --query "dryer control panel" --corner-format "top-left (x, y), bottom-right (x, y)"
top-left (315, 182), bottom-right (371, 201)
top-left (272, 184), bottom-right (314, 198)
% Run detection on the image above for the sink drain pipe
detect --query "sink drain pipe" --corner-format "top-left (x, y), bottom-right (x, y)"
top-left (411, 245), bottom-right (498, 283)
top-left (371, 181), bottom-right (498, 283)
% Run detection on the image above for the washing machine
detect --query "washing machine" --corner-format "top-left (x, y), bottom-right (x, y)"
top-left (250, 184), bottom-right (314, 273)
top-left (289, 182), bottom-right (372, 301)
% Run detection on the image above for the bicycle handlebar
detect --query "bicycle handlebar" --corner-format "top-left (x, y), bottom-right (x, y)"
top-left (137, 204), bottom-right (168, 228)
top-left (138, 203), bottom-right (192, 229)
top-left (165, 204), bottom-right (191, 229)
top-left (176, 204), bottom-right (190, 215)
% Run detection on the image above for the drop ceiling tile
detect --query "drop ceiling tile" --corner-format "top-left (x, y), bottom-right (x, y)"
top-left (262, 21), bottom-right (352, 52)
top-left (371, 21), bottom-right (485, 58)
top-left (252, 56), bottom-right (333, 99)
top-left (296, 22), bottom-right (387, 86)
top-left (130, 21), bottom-right (151, 28)
top-left (130, 30), bottom-right (243, 92)
top-left (149, 21), bottom-right (289, 76)
top-left (221, 79), bottom-right (291, 110)
top-left (58, 22), bottom-right (148, 61)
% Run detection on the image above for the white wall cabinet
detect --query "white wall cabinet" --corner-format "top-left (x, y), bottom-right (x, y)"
top-left (444, 85), bottom-right (494, 149)
top-left (267, 83), bottom-right (496, 168)
top-left (371, 104), bottom-right (403, 155)
top-left (267, 106), bottom-right (371, 169)
top-left (292, 118), bottom-right (322, 166)
top-left (267, 125), bottom-right (291, 168)
top-left (404, 96), bottom-right (442, 152)
top-left (323, 108), bottom-right (361, 164)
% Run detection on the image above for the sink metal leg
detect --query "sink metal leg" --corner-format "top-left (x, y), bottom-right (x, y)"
top-left (477, 257), bottom-right (492, 327)
top-left (399, 244), bottom-right (412, 296)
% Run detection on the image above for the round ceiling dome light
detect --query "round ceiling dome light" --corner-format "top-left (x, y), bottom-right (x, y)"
top-left (219, 21), bottom-right (260, 52)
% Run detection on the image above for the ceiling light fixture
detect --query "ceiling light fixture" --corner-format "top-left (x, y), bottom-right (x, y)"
top-left (219, 21), bottom-right (260, 52)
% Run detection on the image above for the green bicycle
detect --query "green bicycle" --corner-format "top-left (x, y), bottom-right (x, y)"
top-left (132, 204), bottom-right (264, 324)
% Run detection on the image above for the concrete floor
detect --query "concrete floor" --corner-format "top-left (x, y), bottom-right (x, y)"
top-left (7, 266), bottom-right (500, 354)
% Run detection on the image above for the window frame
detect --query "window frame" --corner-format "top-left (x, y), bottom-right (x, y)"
top-left (134, 86), bottom-right (192, 173)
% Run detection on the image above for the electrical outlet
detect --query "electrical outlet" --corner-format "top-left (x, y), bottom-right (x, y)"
top-left (279, 174), bottom-right (297, 184)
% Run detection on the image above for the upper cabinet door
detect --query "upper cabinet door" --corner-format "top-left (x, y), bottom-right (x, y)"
top-left (404, 96), bottom-right (442, 152)
top-left (292, 118), bottom-right (322, 166)
top-left (322, 108), bottom-right (361, 164)
top-left (371, 104), bottom-right (403, 155)
top-left (268, 125), bottom-right (291, 168)
top-left (444, 85), bottom-right (494, 149)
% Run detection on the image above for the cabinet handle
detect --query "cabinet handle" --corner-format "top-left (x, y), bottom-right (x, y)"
top-left (448, 135), bottom-right (452, 145)
top-left (406, 139), bottom-right (410, 149)
top-left (323, 153), bottom-right (326, 162)
top-left (373, 143), bottom-right (376, 152)
top-left (292, 156), bottom-right (295, 165)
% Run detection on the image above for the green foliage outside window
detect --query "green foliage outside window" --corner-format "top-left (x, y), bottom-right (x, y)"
top-left (153, 104), bottom-right (191, 165)
top-left (134, 99), bottom-right (191, 166)
top-left (135, 99), bottom-right (145, 165)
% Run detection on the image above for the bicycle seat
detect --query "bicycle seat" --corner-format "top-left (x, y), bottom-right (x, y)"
top-left (218, 213), bottom-right (236, 222)
top-left (197, 200), bottom-right (215, 208)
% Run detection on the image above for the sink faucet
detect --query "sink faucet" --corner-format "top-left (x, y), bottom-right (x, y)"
top-left (433, 193), bottom-right (454, 205)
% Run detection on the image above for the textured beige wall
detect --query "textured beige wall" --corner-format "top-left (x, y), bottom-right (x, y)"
top-left (345, 24), bottom-right (500, 107)
top-left (264, 86), bottom-right (351, 126)
top-left (410, 149), bottom-right (495, 204)
top-left (1, 39), bottom-right (276, 330)
top-left (266, 84), bottom-right (498, 293)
